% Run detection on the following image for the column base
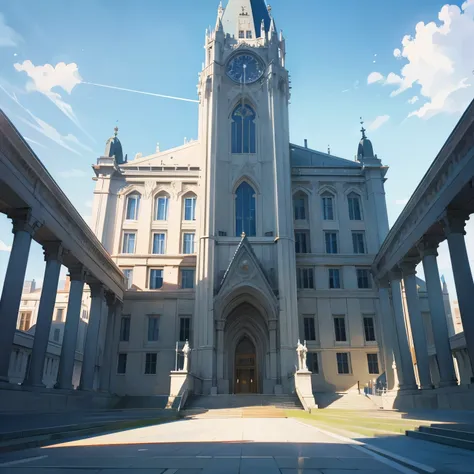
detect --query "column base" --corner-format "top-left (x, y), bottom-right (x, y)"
top-left (399, 383), bottom-right (418, 391)
top-left (438, 379), bottom-right (458, 388)
top-left (0, 376), bottom-right (10, 384)
top-left (22, 381), bottom-right (46, 389)
top-left (419, 384), bottom-right (434, 390)
top-left (210, 386), bottom-right (218, 396)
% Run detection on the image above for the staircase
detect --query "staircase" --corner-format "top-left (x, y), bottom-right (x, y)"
top-left (406, 424), bottom-right (474, 451)
top-left (314, 392), bottom-right (381, 410)
top-left (185, 394), bottom-right (302, 410)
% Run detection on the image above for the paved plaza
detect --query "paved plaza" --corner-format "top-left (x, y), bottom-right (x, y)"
top-left (0, 417), bottom-right (418, 474)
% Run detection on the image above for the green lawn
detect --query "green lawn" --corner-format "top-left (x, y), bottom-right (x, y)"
top-left (285, 409), bottom-right (428, 438)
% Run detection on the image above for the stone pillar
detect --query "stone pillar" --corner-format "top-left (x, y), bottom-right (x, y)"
top-left (57, 264), bottom-right (86, 390)
top-left (419, 239), bottom-right (458, 387)
top-left (390, 274), bottom-right (417, 390)
top-left (442, 211), bottom-right (474, 373)
top-left (99, 292), bottom-right (121, 392)
top-left (400, 260), bottom-right (432, 389)
top-left (79, 281), bottom-right (104, 391)
top-left (24, 242), bottom-right (63, 387)
top-left (377, 283), bottom-right (396, 390)
top-left (269, 319), bottom-right (278, 383)
top-left (0, 211), bottom-right (40, 383)
top-left (216, 320), bottom-right (224, 381)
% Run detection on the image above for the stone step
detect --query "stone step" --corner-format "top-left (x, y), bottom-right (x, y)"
top-left (406, 429), bottom-right (474, 451)
top-left (419, 426), bottom-right (474, 442)
top-left (182, 406), bottom-right (287, 419)
top-left (185, 394), bottom-right (302, 410)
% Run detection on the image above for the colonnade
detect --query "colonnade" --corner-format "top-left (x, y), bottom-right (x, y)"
top-left (380, 211), bottom-right (472, 390)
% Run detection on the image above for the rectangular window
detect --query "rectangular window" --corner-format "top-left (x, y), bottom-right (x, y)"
top-left (364, 317), bottom-right (376, 342)
top-left (183, 233), bottom-right (195, 254)
top-left (294, 197), bottom-right (306, 220)
top-left (322, 195), bottom-right (334, 220)
top-left (179, 317), bottom-right (191, 342)
top-left (147, 316), bottom-right (160, 342)
top-left (337, 352), bottom-right (351, 374)
top-left (357, 269), bottom-right (372, 289)
top-left (246, 30), bottom-right (253, 39)
top-left (122, 233), bottom-right (136, 254)
top-left (181, 269), bottom-right (195, 289)
top-left (150, 269), bottom-right (163, 290)
top-left (184, 197), bottom-right (196, 221)
top-left (329, 268), bottom-right (341, 289)
top-left (239, 30), bottom-right (245, 38)
top-left (120, 316), bottom-right (131, 342)
top-left (307, 352), bottom-right (319, 374)
top-left (152, 233), bottom-right (166, 255)
top-left (352, 232), bottom-right (366, 254)
top-left (156, 196), bottom-right (169, 221)
top-left (334, 316), bottom-right (347, 342)
top-left (19, 311), bottom-right (32, 331)
top-left (295, 231), bottom-right (309, 254)
top-left (55, 308), bottom-right (64, 322)
top-left (126, 195), bottom-right (140, 220)
top-left (348, 195), bottom-right (362, 220)
top-left (123, 269), bottom-right (133, 290)
top-left (367, 353), bottom-right (380, 374)
top-left (145, 353), bottom-right (157, 375)
top-left (117, 353), bottom-right (127, 374)
top-left (297, 268), bottom-right (314, 289)
top-left (53, 328), bottom-right (60, 342)
top-left (304, 317), bottom-right (316, 341)
top-left (325, 232), bottom-right (338, 254)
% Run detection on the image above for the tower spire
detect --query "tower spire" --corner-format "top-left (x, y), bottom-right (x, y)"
top-left (221, 0), bottom-right (272, 39)
top-left (360, 117), bottom-right (367, 139)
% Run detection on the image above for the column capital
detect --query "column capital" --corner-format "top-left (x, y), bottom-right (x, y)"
top-left (87, 279), bottom-right (105, 298)
top-left (377, 275), bottom-right (391, 289)
top-left (268, 319), bottom-right (278, 331)
top-left (441, 210), bottom-right (470, 236)
top-left (417, 236), bottom-right (440, 258)
top-left (9, 208), bottom-right (41, 236)
top-left (43, 241), bottom-right (64, 263)
top-left (215, 319), bottom-right (225, 331)
top-left (399, 258), bottom-right (419, 277)
top-left (105, 291), bottom-right (117, 307)
top-left (68, 263), bottom-right (86, 282)
top-left (389, 268), bottom-right (403, 281)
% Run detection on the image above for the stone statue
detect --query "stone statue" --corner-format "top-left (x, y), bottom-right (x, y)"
top-left (296, 339), bottom-right (308, 372)
top-left (182, 340), bottom-right (191, 373)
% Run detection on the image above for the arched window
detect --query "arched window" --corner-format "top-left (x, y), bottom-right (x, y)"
top-left (155, 194), bottom-right (169, 221)
top-left (235, 182), bottom-right (256, 237)
top-left (125, 193), bottom-right (140, 220)
top-left (183, 194), bottom-right (197, 221)
top-left (293, 192), bottom-right (307, 220)
top-left (348, 192), bottom-right (362, 220)
top-left (321, 192), bottom-right (335, 221)
top-left (231, 104), bottom-right (256, 154)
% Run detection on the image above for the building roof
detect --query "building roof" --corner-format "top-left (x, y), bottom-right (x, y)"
top-left (222, 0), bottom-right (272, 38)
top-left (290, 143), bottom-right (362, 168)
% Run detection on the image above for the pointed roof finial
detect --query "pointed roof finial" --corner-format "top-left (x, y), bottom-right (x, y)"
top-left (328, 145), bottom-right (331, 155)
top-left (114, 126), bottom-right (119, 137)
top-left (267, 4), bottom-right (272, 14)
top-left (241, 232), bottom-right (246, 239)
top-left (360, 117), bottom-right (367, 139)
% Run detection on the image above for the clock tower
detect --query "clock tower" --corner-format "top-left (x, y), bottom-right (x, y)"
top-left (194, 0), bottom-right (298, 395)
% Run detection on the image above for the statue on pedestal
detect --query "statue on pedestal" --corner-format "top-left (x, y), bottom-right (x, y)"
top-left (296, 339), bottom-right (308, 372)
top-left (182, 340), bottom-right (191, 373)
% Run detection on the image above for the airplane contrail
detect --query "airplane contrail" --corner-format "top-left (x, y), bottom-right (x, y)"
top-left (82, 81), bottom-right (199, 103)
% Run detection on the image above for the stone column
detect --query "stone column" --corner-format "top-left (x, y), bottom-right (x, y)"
top-left (0, 211), bottom-right (40, 383)
top-left (216, 320), bottom-right (225, 381)
top-left (57, 264), bottom-right (86, 390)
top-left (377, 283), bottom-right (396, 390)
top-left (419, 239), bottom-right (458, 387)
top-left (99, 292), bottom-right (121, 392)
top-left (390, 273), bottom-right (417, 390)
top-left (79, 281), bottom-right (104, 391)
top-left (269, 319), bottom-right (278, 383)
top-left (442, 211), bottom-right (474, 373)
top-left (400, 260), bottom-right (432, 389)
top-left (24, 242), bottom-right (63, 387)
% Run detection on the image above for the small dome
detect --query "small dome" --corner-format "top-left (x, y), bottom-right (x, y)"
top-left (358, 137), bottom-right (374, 160)
top-left (104, 127), bottom-right (125, 164)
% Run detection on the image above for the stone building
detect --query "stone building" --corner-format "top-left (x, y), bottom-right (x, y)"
top-left (90, 0), bottom-right (393, 397)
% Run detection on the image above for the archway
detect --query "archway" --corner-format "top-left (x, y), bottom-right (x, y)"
top-left (234, 336), bottom-right (257, 394)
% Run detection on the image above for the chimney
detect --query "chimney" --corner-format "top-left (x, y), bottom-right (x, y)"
top-left (304, 139), bottom-right (308, 148)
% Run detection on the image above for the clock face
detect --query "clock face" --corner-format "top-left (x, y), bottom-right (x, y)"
top-left (226, 53), bottom-right (264, 84)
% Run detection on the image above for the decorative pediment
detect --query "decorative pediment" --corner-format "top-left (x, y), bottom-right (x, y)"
top-left (216, 234), bottom-right (276, 306)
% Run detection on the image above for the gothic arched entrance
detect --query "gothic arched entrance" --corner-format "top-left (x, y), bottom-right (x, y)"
top-left (234, 336), bottom-right (257, 394)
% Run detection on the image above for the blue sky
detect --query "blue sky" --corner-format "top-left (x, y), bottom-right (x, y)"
top-left (0, 0), bottom-right (473, 301)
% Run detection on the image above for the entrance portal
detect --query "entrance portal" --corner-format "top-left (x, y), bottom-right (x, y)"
top-left (234, 337), bottom-right (257, 394)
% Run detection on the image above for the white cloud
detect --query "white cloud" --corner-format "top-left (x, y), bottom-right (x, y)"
top-left (0, 14), bottom-right (21, 47)
top-left (63, 134), bottom-right (93, 153)
top-left (393, 48), bottom-right (402, 58)
top-left (57, 169), bottom-right (88, 179)
top-left (388, 1), bottom-right (474, 118)
top-left (367, 115), bottom-right (390, 131)
top-left (24, 136), bottom-right (47, 148)
top-left (408, 96), bottom-right (419, 104)
top-left (367, 72), bottom-right (384, 84)
top-left (0, 240), bottom-right (12, 252)
top-left (395, 198), bottom-right (409, 205)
